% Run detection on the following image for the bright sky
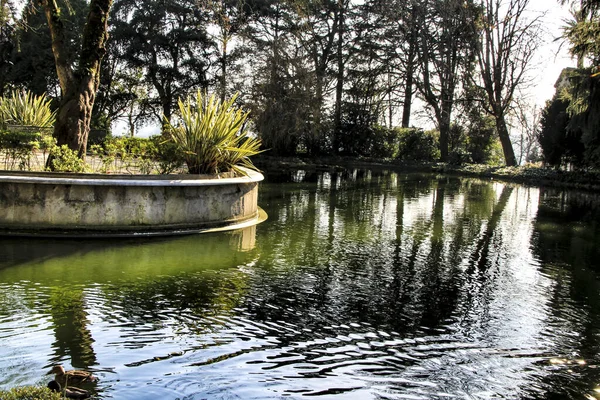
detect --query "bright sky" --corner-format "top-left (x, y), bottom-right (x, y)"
top-left (529, 0), bottom-right (575, 106)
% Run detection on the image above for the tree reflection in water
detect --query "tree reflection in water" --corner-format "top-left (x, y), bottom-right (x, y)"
top-left (1, 170), bottom-right (600, 399)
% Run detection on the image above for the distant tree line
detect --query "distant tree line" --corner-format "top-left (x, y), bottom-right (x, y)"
top-left (2, 0), bottom-right (592, 168)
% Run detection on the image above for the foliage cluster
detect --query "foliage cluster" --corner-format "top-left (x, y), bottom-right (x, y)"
top-left (445, 117), bottom-right (504, 166)
top-left (165, 91), bottom-right (261, 175)
top-left (0, 130), bottom-right (185, 174)
top-left (0, 0), bottom-right (545, 169)
top-left (0, 90), bottom-right (55, 128)
top-left (542, 0), bottom-right (600, 170)
top-left (0, 90), bottom-right (56, 169)
top-left (396, 128), bottom-right (440, 162)
top-left (538, 96), bottom-right (585, 169)
top-left (87, 136), bottom-right (183, 174)
top-left (0, 385), bottom-right (61, 400)
top-left (0, 130), bottom-right (53, 170)
top-left (47, 144), bottom-right (90, 172)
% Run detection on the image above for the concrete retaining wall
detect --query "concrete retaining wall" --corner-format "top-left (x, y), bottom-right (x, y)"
top-left (0, 169), bottom-right (264, 237)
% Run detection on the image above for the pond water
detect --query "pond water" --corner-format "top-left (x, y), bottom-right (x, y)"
top-left (1, 169), bottom-right (600, 399)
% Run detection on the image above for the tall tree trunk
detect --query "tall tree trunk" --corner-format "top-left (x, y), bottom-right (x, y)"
top-left (438, 90), bottom-right (453, 162)
top-left (439, 119), bottom-right (450, 162)
top-left (333, 0), bottom-right (345, 154)
top-left (161, 99), bottom-right (172, 133)
top-left (387, 72), bottom-right (394, 127)
top-left (402, 57), bottom-right (414, 128)
top-left (496, 115), bottom-right (517, 166)
top-left (402, 27), bottom-right (417, 128)
top-left (42, 0), bottom-right (113, 166)
top-left (128, 101), bottom-right (135, 137)
top-left (53, 84), bottom-right (95, 159)
top-left (220, 36), bottom-right (228, 103)
top-left (312, 68), bottom-right (324, 154)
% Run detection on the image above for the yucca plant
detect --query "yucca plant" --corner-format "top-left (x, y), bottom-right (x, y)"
top-left (164, 91), bottom-right (262, 175)
top-left (0, 90), bottom-right (56, 129)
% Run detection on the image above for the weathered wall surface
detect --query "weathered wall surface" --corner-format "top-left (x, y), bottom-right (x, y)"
top-left (0, 170), bottom-right (263, 236)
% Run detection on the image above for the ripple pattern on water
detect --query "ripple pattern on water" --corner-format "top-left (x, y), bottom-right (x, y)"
top-left (1, 173), bottom-right (600, 399)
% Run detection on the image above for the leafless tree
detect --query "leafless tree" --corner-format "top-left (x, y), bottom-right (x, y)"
top-left (473, 0), bottom-right (542, 166)
top-left (512, 98), bottom-right (542, 164)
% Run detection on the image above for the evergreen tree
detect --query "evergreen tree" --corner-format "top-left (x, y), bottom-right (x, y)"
top-left (0, 0), bottom-right (15, 96)
top-left (203, 0), bottom-right (262, 103)
top-left (290, 0), bottom-right (342, 153)
top-left (337, 1), bottom-right (386, 156)
top-left (10, 0), bottom-right (87, 97)
top-left (539, 96), bottom-right (584, 168)
top-left (245, 0), bottom-right (313, 155)
top-left (370, 0), bottom-right (419, 128)
top-left (558, 0), bottom-right (600, 166)
top-left (110, 0), bottom-right (214, 129)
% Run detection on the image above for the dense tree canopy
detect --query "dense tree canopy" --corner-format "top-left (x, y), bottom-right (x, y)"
top-left (0, 0), bottom-right (578, 167)
top-left (110, 0), bottom-right (213, 126)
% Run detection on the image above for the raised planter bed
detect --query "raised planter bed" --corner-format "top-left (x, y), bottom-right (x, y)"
top-left (0, 168), bottom-right (265, 237)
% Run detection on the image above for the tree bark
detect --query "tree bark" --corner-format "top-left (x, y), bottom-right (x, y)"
top-left (42, 0), bottom-right (113, 164)
top-left (475, 0), bottom-right (539, 167)
top-left (333, 0), bottom-right (345, 154)
top-left (439, 120), bottom-right (450, 162)
top-left (402, 18), bottom-right (417, 128)
top-left (220, 35), bottom-right (228, 103)
top-left (401, 53), bottom-right (414, 128)
top-left (495, 114), bottom-right (517, 166)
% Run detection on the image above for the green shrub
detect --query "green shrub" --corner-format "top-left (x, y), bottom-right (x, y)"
top-left (465, 116), bottom-right (503, 165)
top-left (397, 128), bottom-right (440, 162)
top-left (164, 91), bottom-right (262, 175)
top-left (539, 97), bottom-right (585, 169)
top-left (0, 90), bottom-right (55, 128)
top-left (48, 144), bottom-right (89, 173)
top-left (88, 136), bottom-right (185, 174)
top-left (448, 148), bottom-right (472, 165)
top-left (370, 125), bottom-right (401, 159)
top-left (89, 142), bottom-right (116, 173)
top-left (149, 135), bottom-right (183, 174)
top-left (0, 385), bottom-right (61, 400)
top-left (118, 137), bottom-right (158, 174)
top-left (335, 121), bottom-right (371, 156)
top-left (0, 130), bottom-right (40, 169)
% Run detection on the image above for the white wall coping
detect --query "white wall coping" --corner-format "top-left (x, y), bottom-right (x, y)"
top-left (0, 168), bottom-right (264, 187)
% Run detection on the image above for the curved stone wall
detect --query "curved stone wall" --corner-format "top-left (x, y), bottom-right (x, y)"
top-left (0, 169), bottom-right (265, 237)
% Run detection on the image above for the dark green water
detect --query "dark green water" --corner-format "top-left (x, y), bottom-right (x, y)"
top-left (1, 169), bottom-right (600, 399)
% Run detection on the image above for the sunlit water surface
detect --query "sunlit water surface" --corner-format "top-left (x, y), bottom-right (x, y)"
top-left (1, 169), bottom-right (600, 399)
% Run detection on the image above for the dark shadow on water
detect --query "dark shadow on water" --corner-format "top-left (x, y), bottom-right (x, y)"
top-left (524, 188), bottom-right (600, 399)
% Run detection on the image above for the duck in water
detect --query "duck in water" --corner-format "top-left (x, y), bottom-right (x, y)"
top-left (47, 365), bottom-right (97, 387)
top-left (47, 380), bottom-right (90, 399)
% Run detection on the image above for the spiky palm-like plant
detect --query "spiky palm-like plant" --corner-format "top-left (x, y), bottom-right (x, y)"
top-left (164, 91), bottom-right (262, 175)
top-left (0, 90), bottom-right (56, 129)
